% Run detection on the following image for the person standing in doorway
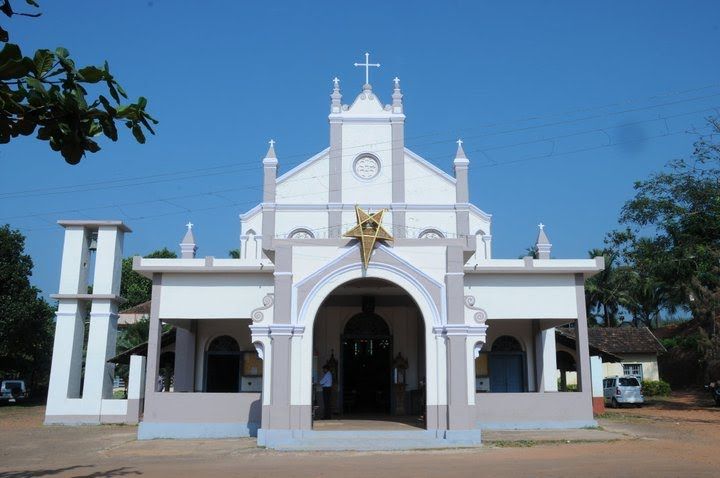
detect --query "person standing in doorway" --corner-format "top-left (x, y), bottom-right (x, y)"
top-left (319, 365), bottom-right (333, 419)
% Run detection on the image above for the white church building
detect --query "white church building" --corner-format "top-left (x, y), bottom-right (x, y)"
top-left (44, 55), bottom-right (604, 450)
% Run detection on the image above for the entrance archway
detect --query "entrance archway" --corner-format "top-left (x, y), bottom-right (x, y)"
top-left (312, 278), bottom-right (426, 427)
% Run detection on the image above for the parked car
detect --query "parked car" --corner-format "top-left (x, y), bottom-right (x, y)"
top-left (603, 376), bottom-right (644, 408)
top-left (0, 379), bottom-right (28, 404)
top-left (706, 382), bottom-right (720, 407)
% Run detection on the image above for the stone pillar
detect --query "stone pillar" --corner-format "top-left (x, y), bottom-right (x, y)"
top-left (173, 321), bottom-right (196, 392)
top-left (574, 274), bottom-right (592, 393)
top-left (143, 275), bottom-right (163, 403)
top-left (262, 142), bottom-right (278, 248)
top-left (534, 323), bottom-right (558, 392)
top-left (590, 356), bottom-right (605, 414)
top-left (267, 330), bottom-right (292, 429)
top-left (46, 302), bottom-right (86, 405)
top-left (443, 246), bottom-right (479, 442)
top-left (445, 332), bottom-right (472, 430)
top-left (481, 234), bottom-right (492, 260)
top-left (328, 115), bottom-right (342, 237)
top-left (126, 355), bottom-right (146, 424)
top-left (454, 142), bottom-right (470, 239)
top-left (82, 226), bottom-right (123, 405)
top-left (257, 244), bottom-right (297, 446)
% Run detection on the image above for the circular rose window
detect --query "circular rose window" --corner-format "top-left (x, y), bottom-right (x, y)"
top-left (353, 154), bottom-right (380, 180)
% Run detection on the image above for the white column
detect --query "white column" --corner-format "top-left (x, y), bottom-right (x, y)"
top-left (83, 300), bottom-right (119, 404)
top-left (46, 302), bottom-right (86, 406)
top-left (46, 226), bottom-right (90, 419)
top-left (590, 356), bottom-right (603, 399)
top-left (541, 328), bottom-right (558, 392)
top-left (82, 226), bottom-right (123, 406)
top-left (128, 355), bottom-right (147, 400)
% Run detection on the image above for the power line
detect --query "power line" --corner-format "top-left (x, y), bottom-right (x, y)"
top-left (2, 85), bottom-right (718, 200)
top-left (11, 123), bottom-right (706, 232)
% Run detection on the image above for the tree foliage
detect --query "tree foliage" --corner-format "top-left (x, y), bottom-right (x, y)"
top-left (120, 248), bottom-right (176, 309)
top-left (585, 248), bottom-right (631, 327)
top-left (0, 223), bottom-right (55, 387)
top-left (610, 118), bottom-right (720, 333)
top-left (584, 118), bottom-right (719, 336)
top-left (0, 0), bottom-right (157, 164)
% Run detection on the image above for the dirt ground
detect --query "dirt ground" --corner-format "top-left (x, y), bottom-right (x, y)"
top-left (1, 391), bottom-right (719, 478)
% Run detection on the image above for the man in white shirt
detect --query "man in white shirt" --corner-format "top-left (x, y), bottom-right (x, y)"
top-left (319, 365), bottom-right (333, 419)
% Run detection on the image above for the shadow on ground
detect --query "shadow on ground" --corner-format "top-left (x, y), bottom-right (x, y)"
top-left (0, 466), bottom-right (141, 478)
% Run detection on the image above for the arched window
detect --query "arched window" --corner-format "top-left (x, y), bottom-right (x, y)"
top-left (491, 335), bottom-right (523, 352)
top-left (205, 335), bottom-right (241, 392)
top-left (288, 228), bottom-right (315, 239)
top-left (418, 228), bottom-right (445, 239)
top-left (343, 313), bottom-right (390, 336)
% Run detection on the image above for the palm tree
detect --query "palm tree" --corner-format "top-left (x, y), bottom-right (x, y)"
top-left (585, 248), bottom-right (631, 327)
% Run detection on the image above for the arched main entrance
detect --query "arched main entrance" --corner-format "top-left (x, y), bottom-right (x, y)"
top-left (312, 278), bottom-right (426, 426)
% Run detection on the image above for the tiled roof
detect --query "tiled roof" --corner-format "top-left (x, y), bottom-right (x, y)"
top-left (119, 300), bottom-right (151, 315)
top-left (561, 326), bottom-right (666, 355)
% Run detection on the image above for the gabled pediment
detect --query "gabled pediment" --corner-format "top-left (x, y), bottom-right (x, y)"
top-left (346, 88), bottom-right (388, 115)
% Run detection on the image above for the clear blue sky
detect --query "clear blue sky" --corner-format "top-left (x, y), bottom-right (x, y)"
top-left (2, 1), bottom-right (719, 299)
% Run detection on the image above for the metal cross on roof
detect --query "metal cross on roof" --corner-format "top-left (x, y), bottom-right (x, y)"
top-left (354, 52), bottom-right (380, 85)
top-left (268, 139), bottom-right (275, 147)
top-left (186, 221), bottom-right (194, 230)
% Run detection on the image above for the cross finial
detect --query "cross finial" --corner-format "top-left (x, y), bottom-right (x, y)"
top-left (354, 52), bottom-right (380, 85)
top-left (186, 221), bottom-right (194, 230)
top-left (538, 222), bottom-right (545, 231)
top-left (332, 77), bottom-right (340, 89)
top-left (457, 139), bottom-right (463, 146)
top-left (393, 77), bottom-right (400, 88)
top-left (268, 139), bottom-right (275, 148)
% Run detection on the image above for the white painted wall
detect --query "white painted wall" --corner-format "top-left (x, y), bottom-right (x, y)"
top-left (276, 152), bottom-right (330, 204)
top-left (159, 273), bottom-right (273, 319)
top-left (405, 211), bottom-right (456, 238)
top-left (275, 211), bottom-right (328, 238)
top-left (602, 354), bottom-right (660, 381)
top-left (464, 274), bottom-right (578, 320)
top-left (404, 153), bottom-right (456, 205)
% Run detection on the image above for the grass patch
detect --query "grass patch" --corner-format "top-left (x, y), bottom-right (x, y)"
top-left (487, 440), bottom-right (538, 448)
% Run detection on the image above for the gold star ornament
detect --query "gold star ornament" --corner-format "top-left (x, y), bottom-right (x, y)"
top-left (344, 206), bottom-right (394, 268)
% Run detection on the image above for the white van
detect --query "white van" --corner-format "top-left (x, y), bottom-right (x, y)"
top-left (603, 376), bottom-right (644, 408)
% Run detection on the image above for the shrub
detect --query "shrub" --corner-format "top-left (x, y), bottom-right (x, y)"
top-left (642, 380), bottom-right (671, 397)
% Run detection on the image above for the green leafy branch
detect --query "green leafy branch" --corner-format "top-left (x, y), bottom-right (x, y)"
top-left (0, 0), bottom-right (157, 164)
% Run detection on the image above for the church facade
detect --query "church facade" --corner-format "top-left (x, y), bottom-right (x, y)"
top-left (44, 57), bottom-right (603, 449)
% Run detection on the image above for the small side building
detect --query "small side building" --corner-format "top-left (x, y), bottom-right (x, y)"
top-left (557, 326), bottom-right (666, 384)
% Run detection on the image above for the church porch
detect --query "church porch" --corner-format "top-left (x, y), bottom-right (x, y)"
top-left (139, 314), bottom-right (263, 439)
top-left (474, 317), bottom-right (595, 429)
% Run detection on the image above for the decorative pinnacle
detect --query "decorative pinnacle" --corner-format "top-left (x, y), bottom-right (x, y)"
top-left (538, 222), bottom-right (545, 231)
top-left (186, 221), bottom-right (193, 230)
top-left (265, 139), bottom-right (277, 159)
top-left (332, 77), bottom-right (340, 90)
top-left (454, 138), bottom-right (468, 160)
top-left (393, 77), bottom-right (400, 89)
